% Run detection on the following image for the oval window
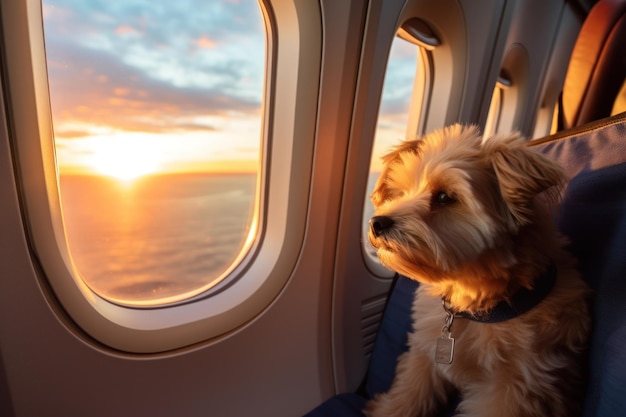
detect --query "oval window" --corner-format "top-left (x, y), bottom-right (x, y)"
top-left (42, 0), bottom-right (265, 306)
top-left (363, 32), bottom-right (424, 267)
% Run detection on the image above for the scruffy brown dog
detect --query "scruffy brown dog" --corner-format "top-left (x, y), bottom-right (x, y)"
top-left (365, 125), bottom-right (590, 417)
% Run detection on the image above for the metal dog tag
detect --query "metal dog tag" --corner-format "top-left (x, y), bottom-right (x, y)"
top-left (437, 300), bottom-right (456, 364)
top-left (435, 335), bottom-right (455, 364)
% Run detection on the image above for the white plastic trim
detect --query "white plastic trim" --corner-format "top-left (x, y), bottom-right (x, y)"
top-left (2, 0), bottom-right (322, 353)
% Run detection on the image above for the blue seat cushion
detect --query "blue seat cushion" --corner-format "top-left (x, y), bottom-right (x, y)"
top-left (364, 275), bottom-right (417, 398)
top-left (536, 118), bottom-right (626, 417)
top-left (554, 162), bottom-right (626, 417)
top-left (303, 393), bottom-right (367, 417)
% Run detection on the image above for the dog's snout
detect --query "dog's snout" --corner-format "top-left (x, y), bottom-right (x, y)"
top-left (370, 216), bottom-right (394, 237)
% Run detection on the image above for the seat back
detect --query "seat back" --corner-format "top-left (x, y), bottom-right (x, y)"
top-left (364, 112), bottom-right (626, 416)
top-left (533, 112), bottom-right (626, 416)
top-left (558, 0), bottom-right (626, 130)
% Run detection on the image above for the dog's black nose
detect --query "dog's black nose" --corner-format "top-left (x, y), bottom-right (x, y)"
top-left (370, 216), bottom-right (394, 237)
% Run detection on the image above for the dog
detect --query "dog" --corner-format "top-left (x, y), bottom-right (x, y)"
top-left (365, 125), bottom-right (590, 417)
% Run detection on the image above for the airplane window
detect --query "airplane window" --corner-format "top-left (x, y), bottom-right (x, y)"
top-left (484, 88), bottom-right (502, 139)
top-left (363, 34), bottom-right (423, 265)
top-left (484, 72), bottom-right (511, 138)
top-left (42, 0), bottom-right (265, 306)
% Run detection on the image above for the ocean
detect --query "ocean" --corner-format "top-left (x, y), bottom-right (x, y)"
top-left (59, 173), bottom-right (257, 303)
top-left (59, 172), bottom-right (381, 304)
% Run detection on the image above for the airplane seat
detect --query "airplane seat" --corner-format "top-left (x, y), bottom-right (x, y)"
top-left (304, 111), bottom-right (626, 416)
top-left (557, 0), bottom-right (626, 130)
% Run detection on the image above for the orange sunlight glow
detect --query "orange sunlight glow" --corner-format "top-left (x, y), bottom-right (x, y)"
top-left (87, 136), bottom-right (161, 181)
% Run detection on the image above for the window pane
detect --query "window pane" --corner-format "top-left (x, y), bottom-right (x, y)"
top-left (370, 39), bottom-right (420, 173)
top-left (484, 87), bottom-right (502, 138)
top-left (42, 0), bottom-right (265, 305)
top-left (364, 37), bottom-right (420, 261)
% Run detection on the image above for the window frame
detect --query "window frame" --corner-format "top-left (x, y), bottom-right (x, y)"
top-left (493, 46), bottom-right (527, 135)
top-left (361, 33), bottom-right (432, 278)
top-left (1, 0), bottom-right (322, 353)
top-left (484, 71), bottom-right (512, 138)
top-left (360, 8), bottom-right (456, 280)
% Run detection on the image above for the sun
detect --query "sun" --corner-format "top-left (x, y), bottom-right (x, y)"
top-left (87, 135), bottom-right (162, 182)
top-left (95, 154), bottom-right (157, 181)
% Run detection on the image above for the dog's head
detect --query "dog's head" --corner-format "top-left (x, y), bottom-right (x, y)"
top-left (368, 124), bottom-right (566, 285)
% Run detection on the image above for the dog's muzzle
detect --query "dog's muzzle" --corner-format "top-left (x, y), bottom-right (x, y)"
top-left (370, 216), bottom-right (395, 237)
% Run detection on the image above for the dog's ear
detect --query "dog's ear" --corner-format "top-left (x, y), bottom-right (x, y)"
top-left (370, 139), bottom-right (421, 207)
top-left (484, 133), bottom-right (566, 226)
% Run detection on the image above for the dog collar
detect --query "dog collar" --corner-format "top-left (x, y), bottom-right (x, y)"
top-left (445, 262), bottom-right (558, 323)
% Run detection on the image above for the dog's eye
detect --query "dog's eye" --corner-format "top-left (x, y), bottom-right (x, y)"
top-left (433, 191), bottom-right (456, 206)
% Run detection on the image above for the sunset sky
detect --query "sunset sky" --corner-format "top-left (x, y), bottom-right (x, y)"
top-left (43, 0), bottom-right (415, 177)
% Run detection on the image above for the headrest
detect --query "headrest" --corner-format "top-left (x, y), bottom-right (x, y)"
top-left (560, 0), bottom-right (626, 129)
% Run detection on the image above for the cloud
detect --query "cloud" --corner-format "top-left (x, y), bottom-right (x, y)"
top-left (47, 44), bottom-right (257, 135)
top-left (54, 129), bottom-right (93, 139)
top-left (44, 0), bottom-right (265, 137)
top-left (196, 35), bottom-right (217, 49)
top-left (377, 37), bottom-right (420, 117)
top-left (115, 25), bottom-right (141, 36)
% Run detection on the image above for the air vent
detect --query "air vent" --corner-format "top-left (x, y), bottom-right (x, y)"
top-left (360, 295), bottom-right (387, 358)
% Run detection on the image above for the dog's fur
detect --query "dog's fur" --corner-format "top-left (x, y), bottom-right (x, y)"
top-left (365, 125), bottom-right (590, 417)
